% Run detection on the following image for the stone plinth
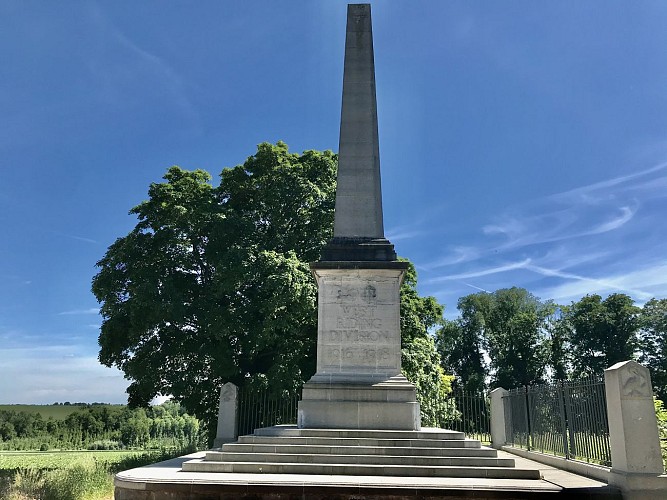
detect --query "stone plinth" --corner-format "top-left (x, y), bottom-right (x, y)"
top-left (298, 264), bottom-right (420, 430)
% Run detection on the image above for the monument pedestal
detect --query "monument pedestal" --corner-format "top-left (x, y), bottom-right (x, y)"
top-left (298, 379), bottom-right (420, 430)
top-left (297, 263), bottom-right (421, 431)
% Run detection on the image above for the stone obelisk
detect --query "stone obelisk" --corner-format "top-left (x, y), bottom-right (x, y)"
top-left (297, 4), bottom-right (420, 431)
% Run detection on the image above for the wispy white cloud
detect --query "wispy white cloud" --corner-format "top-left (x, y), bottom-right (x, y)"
top-left (87, 5), bottom-right (201, 128)
top-left (533, 262), bottom-right (667, 305)
top-left (48, 230), bottom-right (98, 244)
top-left (1, 275), bottom-right (34, 286)
top-left (588, 205), bottom-right (636, 234)
top-left (483, 204), bottom-right (638, 251)
top-left (551, 162), bottom-right (667, 203)
top-left (426, 258), bottom-right (531, 283)
top-left (385, 228), bottom-right (425, 242)
top-left (57, 308), bottom-right (99, 316)
top-left (422, 246), bottom-right (482, 270)
top-left (460, 282), bottom-right (491, 293)
top-left (480, 162), bottom-right (666, 252)
top-left (420, 161), bottom-right (667, 311)
top-left (525, 264), bottom-right (653, 300)
top-left (68, 235), bottom-right (98, 244)
top-left (0, 344), bottom-right (127, 404)
top-left (536, 247), bottom-right (610, 270)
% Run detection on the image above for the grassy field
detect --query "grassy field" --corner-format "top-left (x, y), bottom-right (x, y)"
top-left (0, 404), bottom-right (124, 420)
top-left (0, 448), bottom-right (187, 500)
top-left (0, 450), bottom-right (143, 470)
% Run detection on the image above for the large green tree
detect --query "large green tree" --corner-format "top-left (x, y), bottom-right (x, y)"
top-left (399, 260), bottom-right (453, 424)
top-left (93, 142), bottom-right (447, 436)
top-left (438, 288), bottom-right (554, 390)
top-left (639, 298), bottom-right (667, 399)
top-left (544, 307), bottom-right (571, 381)
top-left (435, 296), bottom-right (488, 394)
top-left (93, 142), bottom-right (337, 434)
top-left (565, 293), bottom-right (640, 377)
top-left (483, 288), bottom-right (554, 388)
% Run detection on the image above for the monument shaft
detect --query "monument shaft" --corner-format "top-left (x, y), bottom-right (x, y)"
top-left (298, 4), bottom-right (420, 431)
top-left (334, 4), bottom-right (384, 239)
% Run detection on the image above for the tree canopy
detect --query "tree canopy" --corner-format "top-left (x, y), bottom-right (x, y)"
top-left (563, 293), bottom-right (640, 377)
top-left (437, 288), bottom-right (554, 391)
top-left (93, 142), bottom-right (337, 432)
top-left (439, 288), bottom-right (667, 397)
top-left (639, 298), bottom-right (667, 400)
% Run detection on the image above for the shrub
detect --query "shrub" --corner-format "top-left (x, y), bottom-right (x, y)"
top-left (40, 443), bottom-right (50, 451)
top-left (655, 398), bottom-right (667, 471)
top-left (42, 464), bottom-right (111, 500)
top-left (8, 468), bottom-right (47, 499)
top-left (87, 439), bottom-right (120, 450)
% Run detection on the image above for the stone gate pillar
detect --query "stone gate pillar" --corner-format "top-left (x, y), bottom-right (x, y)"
top-left (213, 382), bottom-right (238, 448)
top-left (490, 387), bottom-right (509, 449)
top-left (605, 360), bottom-right (666, 498)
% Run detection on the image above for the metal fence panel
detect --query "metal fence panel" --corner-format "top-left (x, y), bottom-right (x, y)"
top-left (236, 387), bottom-right (491, 443)
top-left (503, 376), bottom-right (611, 466)
top-left (237, 387), bottom-right (301, 437)
top-left (436, 391), bottom-right (491, 444)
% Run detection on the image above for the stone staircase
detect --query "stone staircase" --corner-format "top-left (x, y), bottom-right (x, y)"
top-left (182, 425), bottom-right (542, 479)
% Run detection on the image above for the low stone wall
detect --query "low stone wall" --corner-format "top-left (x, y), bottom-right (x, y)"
top-left (501, 446), bottom-right (610, 483)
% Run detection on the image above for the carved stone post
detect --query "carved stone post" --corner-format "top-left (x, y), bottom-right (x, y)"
top-left (213, 382), bottom-right (238, 448)
top-left (490, 387), bottom-right (508, 449)
top-left (605, 360), bottom-right (667, 498)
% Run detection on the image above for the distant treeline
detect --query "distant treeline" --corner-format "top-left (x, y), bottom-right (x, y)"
top-left (0, 402), bottom-right (204, 451)
top-left (50, 402), bottom-right (110, 406)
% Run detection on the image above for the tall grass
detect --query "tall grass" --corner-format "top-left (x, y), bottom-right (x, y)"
top-left (0, 446), bottom-right (196, 500)
top-left (6, 465), bottom-right (110, 500)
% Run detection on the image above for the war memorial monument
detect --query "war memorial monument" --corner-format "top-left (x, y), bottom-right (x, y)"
top-left (113, 5), bottom-right (648, 499)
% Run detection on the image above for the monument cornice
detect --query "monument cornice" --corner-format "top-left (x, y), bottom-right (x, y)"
top-left (310, 261), bottom-right (409, 271)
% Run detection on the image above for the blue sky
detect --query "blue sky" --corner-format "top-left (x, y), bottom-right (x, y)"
top-left (1, 1), bottom-right (666, 404)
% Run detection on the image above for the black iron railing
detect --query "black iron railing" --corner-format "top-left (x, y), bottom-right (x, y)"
top-left (434, 391), bottom-right (490, 444)
top-left (236, 386), bottom-right (490, 443)
top-left (236, 386), bottom-right (301, 437)
top-left (504, 376), bottom-right (611, 466)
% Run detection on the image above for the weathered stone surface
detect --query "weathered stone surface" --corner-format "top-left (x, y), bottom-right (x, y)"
top-left (312, 268), bottom-right (403, 378)
top-left (298, 267), bottom-right (420, 430)
top-left (604, 360), bottom-right (667, 499)
top-left (213, 382), bottom-right (238, 448)
top-left (605, 360), bottom-right (663, 475)
top-left (183, 426), bottom-right (540, 479)
top-left (298, 5), bottom-right (419, 430)
top-left (333, 4), bottom-right (383, 240)
top-left (490, 388), bottom-right (508, 449)
top-left (298, 399), bottom-right (420, 430)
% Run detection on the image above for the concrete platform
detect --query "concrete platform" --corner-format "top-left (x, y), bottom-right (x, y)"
top-left (114, 450), bottom-right (622, 499)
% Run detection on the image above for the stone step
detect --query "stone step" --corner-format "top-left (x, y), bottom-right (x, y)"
top-left (205, 451), bottom-right (514, 468)
top-left (237, 435), bottom-right (481, 448)
top-left (221, 443), bottom-right (498, 457)
top-left (253, 425), bottom-right (466, 441)
top-left (182, 459), bottom-right (542, 479)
